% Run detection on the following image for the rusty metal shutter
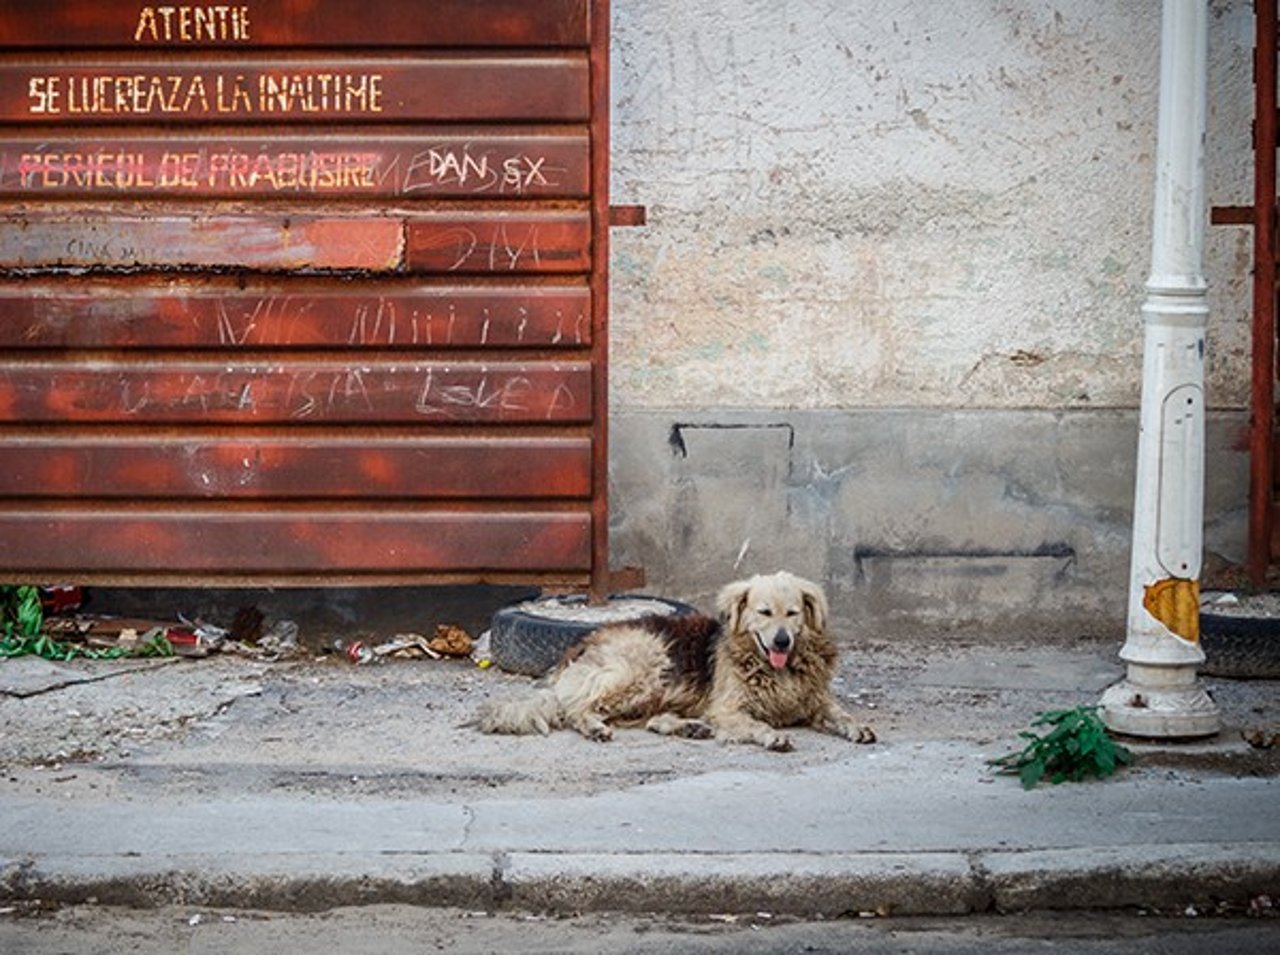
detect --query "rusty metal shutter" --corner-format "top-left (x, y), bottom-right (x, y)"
top-left (0, 0), bottom-right (611, 591)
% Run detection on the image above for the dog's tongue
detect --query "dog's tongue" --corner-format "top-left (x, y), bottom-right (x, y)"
top-left (768, 649), bottom-right (789, 670)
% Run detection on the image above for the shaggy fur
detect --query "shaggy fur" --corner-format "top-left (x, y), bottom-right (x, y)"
top-left (476, 571), bottom-right (875, 751)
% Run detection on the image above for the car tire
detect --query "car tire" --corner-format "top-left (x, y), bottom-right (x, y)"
top-left (1199, 610), bottom-right (1280, 679)
top-left (489, 594), bottom-right (698, 677)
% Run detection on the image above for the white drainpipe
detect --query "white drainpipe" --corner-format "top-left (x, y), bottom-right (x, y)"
top-left (1100, 0), bottom-right (1220, 738)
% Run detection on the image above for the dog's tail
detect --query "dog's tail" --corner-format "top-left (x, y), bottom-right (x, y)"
top-left (476, 687), bottom-right (563, 736)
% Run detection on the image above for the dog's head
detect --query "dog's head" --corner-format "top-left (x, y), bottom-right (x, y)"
top-left (716, 571), bottom-right (828, 671)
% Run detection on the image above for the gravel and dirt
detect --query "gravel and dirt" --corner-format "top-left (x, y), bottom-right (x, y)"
top-left (3, 905), bottom-right (1278, 955)
top-left (3, 635), bottom-right (1276, 806)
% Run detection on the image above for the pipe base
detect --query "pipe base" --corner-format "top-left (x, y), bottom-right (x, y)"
top-left (1100, 662), bottom-right (1220, 738)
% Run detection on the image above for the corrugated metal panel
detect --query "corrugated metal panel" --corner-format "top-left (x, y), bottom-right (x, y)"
top-left (0, 281), bottom-right (592, 349)
top-left (0, 57), bottom-right (590, 124)
top-left (0, 0), bottom-right (609, 590)
top-left (0, 131), bottom-right (591, 200)
top-left (0, 1), bottom-right (591, 49)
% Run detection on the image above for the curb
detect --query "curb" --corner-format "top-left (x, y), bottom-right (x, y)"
top-left (501, 852), bottom-right (979, 915)
top-left (4, 845), bottom-right (1278, 916)
top-left (979, 843), bottom-right (1280, 912)
top-left (0, 854), bottom-right (497, 913)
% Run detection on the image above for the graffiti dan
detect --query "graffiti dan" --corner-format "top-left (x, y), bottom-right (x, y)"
top-left (396, 149), bottom-right (553, 194)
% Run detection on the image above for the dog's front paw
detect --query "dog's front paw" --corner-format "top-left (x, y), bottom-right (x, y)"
top-left (571, 717), bottom-right (614, 742)
top-left (762, 731), bottom-right (793, 753)
top-left (830, 717), bottom-right (877, 744)
top-left (676, 719), bottom-right (715, 740)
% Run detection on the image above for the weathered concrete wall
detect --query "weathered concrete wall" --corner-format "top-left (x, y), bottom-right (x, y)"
top-left (605, 1), bottom-right (1255, 637)
top-left (609, 409), bottom-right (1249, 640)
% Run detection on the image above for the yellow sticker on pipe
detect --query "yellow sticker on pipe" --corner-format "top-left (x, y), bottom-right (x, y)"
top-left (1142, 577), bottom-right (1200, 643)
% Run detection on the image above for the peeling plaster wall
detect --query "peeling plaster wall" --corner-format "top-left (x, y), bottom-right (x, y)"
top-left (609, 0), bottom-right (1251, 410)
top-left (605, 1), bottom-right (1255, 636)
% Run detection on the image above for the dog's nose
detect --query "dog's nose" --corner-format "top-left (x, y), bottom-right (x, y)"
top-left (772, 630), bottom-right (793, 651)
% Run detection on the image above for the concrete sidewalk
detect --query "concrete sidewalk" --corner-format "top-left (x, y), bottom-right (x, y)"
top-left (0, 638), bottom-right (1277, 917)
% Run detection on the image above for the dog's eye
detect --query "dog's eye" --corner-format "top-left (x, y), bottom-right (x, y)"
top-left (785, 609), bottom-right (800, 618)
top-left (757, 608), bottom-right (773, 617)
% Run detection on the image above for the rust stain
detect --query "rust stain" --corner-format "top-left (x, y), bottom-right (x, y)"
top-left (296, 218), bottom-right (403, 270)
top-left (1142, 577), bottom-right (1200, 643)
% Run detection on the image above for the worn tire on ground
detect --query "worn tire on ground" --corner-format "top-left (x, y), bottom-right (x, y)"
top-left (1199, 612), bottom-right (1280, 679)
top-left (489, 595), bottom-right (698, 677)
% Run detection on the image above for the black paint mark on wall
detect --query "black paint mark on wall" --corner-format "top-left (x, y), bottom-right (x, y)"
top-left (667, 421), bottom-right (796, 459)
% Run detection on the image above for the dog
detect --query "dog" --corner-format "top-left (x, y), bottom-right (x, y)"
top-left (476, 571), bottom-right (875, 751)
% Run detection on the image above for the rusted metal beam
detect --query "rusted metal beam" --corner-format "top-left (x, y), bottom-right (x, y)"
top-left (1251, 0), bottom-right (1277, 580)
top-left (0, 210), bottom-right (591, 273)
top-left (608, 204), bottom-right (647, 227)
top-left (0, 56), bottom-right (590, 125)
top-left (589, 0), bottom-right (613, 599)
top-left (0, 361), bottom-right (593, 423)
top-left (0, 509), bottom-right (593, 574)
top-left (0, 131), bottom-right (590, 199)
top-left (0, 281), bottom-right (591, 349)
top-left (1210, 205), bottom-right (1254, 225)
top-left (0, 1), bottom-right (591, 49)
top-left (0, 435), bottom-right (593, 500)
top-left (0, 215), bottom-right (404, 271)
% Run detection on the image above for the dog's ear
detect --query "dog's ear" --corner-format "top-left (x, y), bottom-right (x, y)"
top-left (797, 577), bottom-right (829, 634)
top-left (716, 579), bottom-right (752, 633)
